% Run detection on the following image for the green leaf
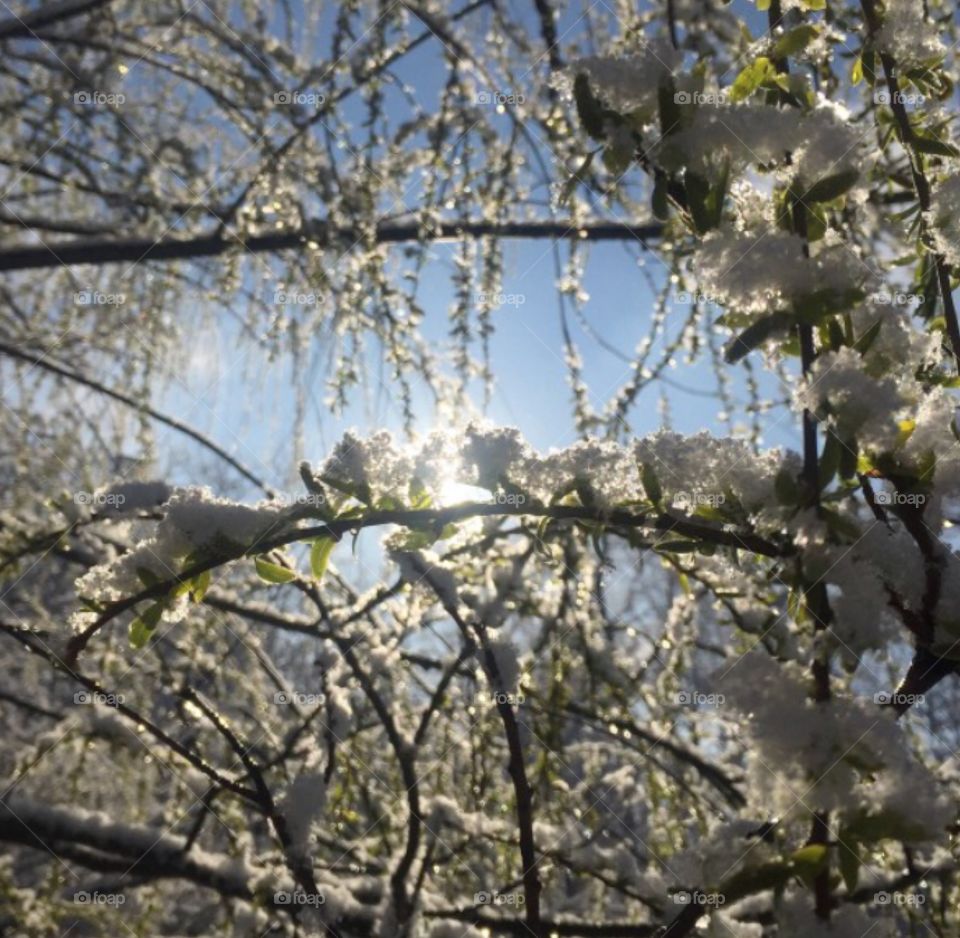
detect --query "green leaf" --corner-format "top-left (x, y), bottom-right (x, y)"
top-left (640, 462), bottom-right (662, 508)
top-left (775, 467), bottom-right (801, 506)
top-left (657, 77), bottom-right (682, 138)
top-left (652, 173), bottom-right (670, 221)
top-left (773, 25), bottom-right (818, 59)
top-left (321, 473), bottom-right (373, 506)
top-left (254, 556), bottom-right (297, 584)
top-left (789, 843), bottom-right (829, 887)
top-left (602, 137), bottom-right (633, 175)
top-left (654, 540), bottom-right (702, 553)
top-left (129, 601), bottom-right (165, 649)
top-left (724, 311), bottom-right (794, 363)
top-left (839, 436), bottom-right (859, 480)
top-left (820, 506), bottom-right (862, 542)
top-left (838, 837), bottom-right (861, 893)
top-left (818, 431), bottom-right (842, 491)
top-left (855, 318), bottom-right (882, 352)
top-left (844, 809), bottom-right (931, 844)
top-left (573, 73), bottom-right (608, 141)
top-left (720, 859), bottom-right (791, 903)
top-left (729, 57), bottom-right (777, 103)
top-left (189, 569), bottom-right (211, 602)
top-left (794, 288), bottom-right (865, 325)
top-left (802, 169), bottom-right (860, 203)
top-left (684, 171), bottom-right (712, 233)
top-left (913, 135), bottom-right (960, 158)
top-left (135, 567), bottom-right (163, 589)
top-left (802, 0), bottom-right (826, 9)
top-left (851, 55), bottom-right (864, 86)
top-left (310, 537), bottom-right (336, 580)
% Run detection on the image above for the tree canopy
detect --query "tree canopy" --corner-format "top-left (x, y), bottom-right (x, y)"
top-left (2, 0), bottom-right (960, 936)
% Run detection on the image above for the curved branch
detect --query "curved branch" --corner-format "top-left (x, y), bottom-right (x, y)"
top-left (0, 339), bottom-right (274, 496)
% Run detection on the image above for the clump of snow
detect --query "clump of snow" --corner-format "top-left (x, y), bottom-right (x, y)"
top-left (695, 228), bottom-right (863, 316)
top-left (482, 636), bottom-right (520, 694)
top-left (876, 0), bottom-right (945, 67)
top-left (565, 40), bottom-right (680, 117)
top-left (795, 347), bottom-right (907, 453)
top-left (715, 652), bottom-right (951, 837)
top-left (657, 102), bottom-right (865, 189)
top-left (281, 767), bottom-right (327, 852)
top-left (927, 174), bottom-right (960, 268)
top-left (320, 429), bottom-right (413, 501)
top-left (74, 486), bottom-right (297, 610)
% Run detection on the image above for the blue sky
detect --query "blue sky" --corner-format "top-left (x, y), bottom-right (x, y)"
top-left (149, 0), bottom-right (799, 498)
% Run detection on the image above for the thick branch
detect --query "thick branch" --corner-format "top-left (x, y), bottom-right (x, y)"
top-left (0, 220), bottom-right (663, 272)
top-left (0, 0), bottom-right (115, 39)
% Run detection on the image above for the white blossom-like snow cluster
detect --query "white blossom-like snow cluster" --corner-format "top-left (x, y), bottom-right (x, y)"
top-left (694, 228), bottom-right (863, 316)
top-left (565, 39), bottom-right (680, 116)
top-left (927, 174), bottom-right (960, 268)
top-left (716, 652), bottom-right (952, 838)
